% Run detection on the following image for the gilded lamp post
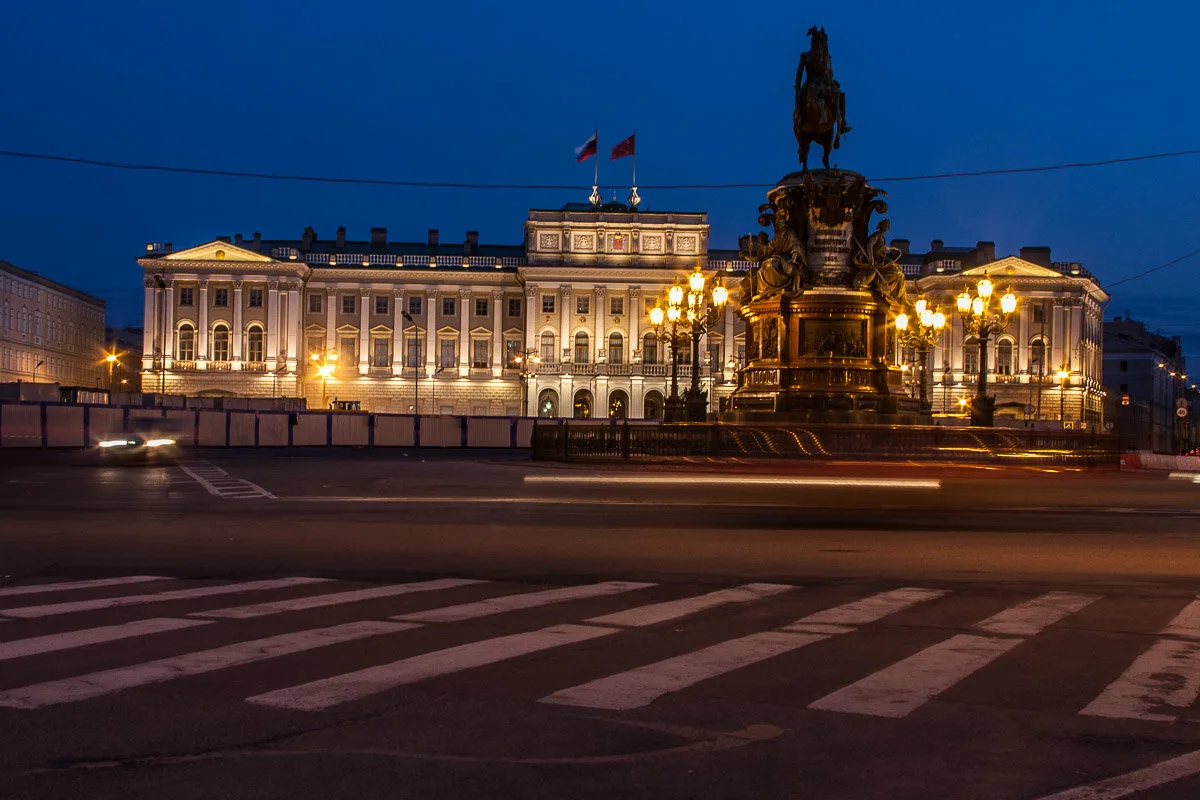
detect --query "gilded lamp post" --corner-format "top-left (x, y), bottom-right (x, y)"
top-left (649, 265), bottom-right (728, 422)
top-left (513, 348), bottom-right (541, 417)
top-left (956, 275), bottom-right (1016, 427)
top-left (309, 348), bottom-right (338, 408)
top-left (894, 298), bottom-right (946, 413)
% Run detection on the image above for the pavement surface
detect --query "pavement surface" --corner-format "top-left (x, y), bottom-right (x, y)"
top-left (0, 449), bottom-right (1198, 799)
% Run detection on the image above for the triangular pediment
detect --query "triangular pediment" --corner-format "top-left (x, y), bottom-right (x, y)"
top-left (162, 241), bottom-right (277, 263)
top-left (961, 257), bottom-right (1065, 279)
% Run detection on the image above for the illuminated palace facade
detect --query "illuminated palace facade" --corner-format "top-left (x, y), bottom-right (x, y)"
top-left (138, 206), bottom-right (748, 418)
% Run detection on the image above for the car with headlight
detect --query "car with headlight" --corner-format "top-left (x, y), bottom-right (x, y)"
top-left (95, 418), bottom-right (184, 462)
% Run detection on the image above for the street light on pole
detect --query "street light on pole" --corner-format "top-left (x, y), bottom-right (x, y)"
top-left (894, 297), bottom-right (946, 413)
top-left (309, 348), bottom-right (338, 408)
top-left (1056, 368), bottom-right (1070, 428)
top-left (104, 352), bottom-right (119, 391)
top-left (512, 348), bottom-right (541, 417)
top-left (401, 309), bottom-right (420, 415)
top-left (956, 275), bottom-right (1017, 427)
top-left (648, 265), bottom-right (729, 422)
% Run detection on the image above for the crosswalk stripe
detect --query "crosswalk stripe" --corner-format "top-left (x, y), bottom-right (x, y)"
top-left (541, 588), bottom-right (945, 710)
top-left (808, 591), bottom-right (1100, 718)
top-left (584, 583), bottom-right (796, 628)
top-left (192, 578), bottom-right (488, 620)
top-left (0, 576), bottom-right (173, 598)
top-left (392, 581), bottom-right (655, 623)
top-left (541, 631), bottom-right (825, 710)
top-left (0, 621), bottom-right (413, 709)
top-left (0, 577), bottom-right (334, 619)
top-left (247, 623), bottom-right (616, 712)
top-left (0, 618), bottom-right (212, 662)
top-left (1080, 598), bottom-right (1200, 722)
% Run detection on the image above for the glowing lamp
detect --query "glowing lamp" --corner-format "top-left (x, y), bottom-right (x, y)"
top-left (932, 311), bottom-right (946, 330)
top-left (668, 282), bottom-right (684, 307)
top-left (1000, 291), bottom-right (1017, 315)
top-left (667, 305), bottom-right (681, 323)
top-left (712, 283), bottom-right (729, 308)
top-left (649, 305), bottom-right (665, 327)
top-left (977, 277), bottom-right (993, 298)
top-left (689, 266), bottom-right (706, 293)
top-left (971, 297), bottom-right (984, 316)
top-left (894, 313), bottom-right (909, 331)
top-left (957, 292), bottom-right (972, 314)
top-left (914, 298), bottom-right (928, 315)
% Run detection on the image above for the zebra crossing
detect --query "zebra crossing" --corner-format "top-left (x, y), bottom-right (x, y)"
top-left (0, 574), bottom-right (1197, 726)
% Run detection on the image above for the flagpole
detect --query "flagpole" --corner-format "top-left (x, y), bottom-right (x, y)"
top-left (589, 128), bottom-right (601, 206)
top-left (629, 130), bottom-right (641, 208)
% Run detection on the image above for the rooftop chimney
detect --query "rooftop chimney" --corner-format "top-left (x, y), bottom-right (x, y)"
top-left (216, 235), bottom-right (232, 243)
top-left (930, 239), bottom-right (943, 251)
top-left (1019, 246), bottom-right (1052, 266)
top-left (891, 238), bottom-right (910, 256)
top-left (370, 227), bottom-right (387, 249)
top-left (252, 232), bottom-right (262, 251)
top-left (301, 227), bottom-right (316, 250)
top-left (465, 230), bottom-right (479, 255)
top-left (975, 240), bottom-right (996, 264)
top-left (335, 226), bottom-right (347, 249)
top-left (428, 229), bottom-right (440, 248)
top-left (234, 233), bottom-right (243, 245)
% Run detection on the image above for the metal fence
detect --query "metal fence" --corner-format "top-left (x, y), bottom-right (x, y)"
top-left (531, 421), bottom-right (1120, 466)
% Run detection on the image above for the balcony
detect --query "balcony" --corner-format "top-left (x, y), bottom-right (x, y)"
top-left (173, 360), bottom-right (197, 371)
top-left (243, 361), bottom-right (269, 373)
top-left (369, 366), bottom-right (393, 377)
top-left (209, 361), bottom-right (233, 371)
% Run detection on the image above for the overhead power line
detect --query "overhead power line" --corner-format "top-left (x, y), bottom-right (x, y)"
top-left (1104, 246), bottom-right (1200, 289)
top-left (1, 146), bottom-right (1199, 190)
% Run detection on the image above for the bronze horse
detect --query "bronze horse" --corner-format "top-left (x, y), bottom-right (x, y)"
top-left (793, 27), bottom-right (850, 171)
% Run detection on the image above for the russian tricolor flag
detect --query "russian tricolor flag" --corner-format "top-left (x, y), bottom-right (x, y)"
top-left (574, 131), bottom-right (598, 162)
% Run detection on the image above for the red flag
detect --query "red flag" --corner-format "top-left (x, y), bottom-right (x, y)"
top-left (574, 131), bottom-right (598, 162)
top-left (610, 132), bottom-right (636, 160)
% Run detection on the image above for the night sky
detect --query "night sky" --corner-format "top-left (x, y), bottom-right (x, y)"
top-left (2, 1), bottom-right (1198, 363)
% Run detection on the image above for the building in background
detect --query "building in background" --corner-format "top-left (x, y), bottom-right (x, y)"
top-left (1, 260), bottom-right (106, 388)
top-left (136, 207), bottom-right (748, 418)
top-left (899, 241), bottom-right (1110, 427)
top-left (1102, 315), bottom-right (1195, 452)
top-left (104, 325), bottom-right (143, 392)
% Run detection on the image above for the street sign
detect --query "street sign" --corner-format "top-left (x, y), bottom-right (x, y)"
top-left (1177, 407), bottom-right (1189, 418)
top-left (1105, 421), bottom-right (1115, 431)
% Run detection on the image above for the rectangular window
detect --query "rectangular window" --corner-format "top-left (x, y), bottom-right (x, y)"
top-left (964, 347), bottom-right (980, 375)
top-left (1032, 305), bottom-right (1046, 323)
top-left (374, 295), bottom-right (389, 315)
top-left (508, 298), bottom-right (522, 317)
top-left (472, 339), bottom-right (489, 368)
top-left (505, 339), bottom-right (521, 368)
top-left (308, 293), bottom-right (322, 313)
top-left (542, 295), bottom-right (555, 313)
top-left (406, 337), bottom-right (423, 367)
top-left (372, 338), bottom-right (390, 367)
top-left (306, 335), bottom-right (323, 358)
top-left (408, 296), bottom-right (422, 316)
top-left (248, 289), bottom-right (264, 308)
top-left (341, 295), bottom-right (356, 315)
top-left (179, 288), bottom-right (194, 306)
top-left (576, 296), bottom-right (590, 315)
top-left (474, 298), bottom-right (489, 316)
top-left (439, 339), bottom-right (456, 369)
top-left (610, 297), bottom-right (624, 315)
top-left (442, 297), bottom-right (456, 316)
top-left (339, 336), bottom-right (357, 366)
top-left (1119, 360), bottom-right (1128, 372)
top-left (214, 288), bottom-right (229, 307)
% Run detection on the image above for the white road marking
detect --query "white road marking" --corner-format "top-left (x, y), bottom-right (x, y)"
top-left (178, 461), bottom-right (276, 499)
top-left (1081, 598), bottom-right (1200, 722)
top-left (0, 576), bottom-right (172, 598)
top-left (1033, 747), bottom-right (1200, 800)
top-left (0, 577), bottom-right (334, 619)
top-left (524, 475), bottom-right (942, 490)
top-left (0, 618), bottom-right (211, 662)
top-left (541, 631), bottom-right (826, 710)
top-left (0, 621), bottom-right (412, 709)
top-left (392, 581), bottom-right (655, 623)
top-left (808, 591), bottom-right (1099, 718)
top-left (192, 578), bottom-right (487, 620)
top-left (584, 583), bottom-right (796, 628)
top-left (541, 588), bottom-right (945, 711)
top-left (973, 591), bottom-right (1101, 636)
top-left (247, 623), bottom-right (615, 712)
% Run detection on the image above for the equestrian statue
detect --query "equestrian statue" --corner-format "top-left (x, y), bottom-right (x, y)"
top-left (794, 26), bottom-right (851, 171)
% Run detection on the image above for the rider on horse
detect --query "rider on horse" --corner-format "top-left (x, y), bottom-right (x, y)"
top-left (794, 26), bottom-right (851, 169)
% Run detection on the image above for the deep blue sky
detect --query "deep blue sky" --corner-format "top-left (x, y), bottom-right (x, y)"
top-left (2, 1), bottom-right (1198, 364)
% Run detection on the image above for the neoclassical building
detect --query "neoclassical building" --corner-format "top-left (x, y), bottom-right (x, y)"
top-left (138, 205), bottom-right (748, 418)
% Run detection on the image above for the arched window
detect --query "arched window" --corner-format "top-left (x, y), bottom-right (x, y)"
top-left (996, 340), bottom-right (1014, 376)
top-left (608, 332), bottom-right (624, 364)
top-left (212, 324), bottom-right (231, 361)
top-left (608, 389), bottom-right (629, 419)
top-left (573, 388), bottom-right (593, 419)
top-left (574, 332), bottom-right (589, 364)
top-left (540, 331), bottom-right (556, 362)
top-left (643, 390), bottom-right (664, 420)
top-left (642, 332), bottom-right (659, 365)
top-left (538, 388), bottom-right (559, 418)
top-left (964, 336), bottom-right (980, 375)
top-left (1029, 338), bottom-right (1046, 377)
top-left (246, 325), bottom-right (265, 363)
top-left (177, 324), bottom-right (196, 361)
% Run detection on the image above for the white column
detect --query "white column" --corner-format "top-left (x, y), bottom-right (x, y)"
top-left (266, 281), bottom-right (280, 370)
top-left (286, 284), bottom-right (300, 369)
top-left (141, 279), bottom-right (157, 370)
top-left (594, 287), bottom-right (605, 362)
top-left (629, 287), bottom-right (641, 362)
top-left (1052, 304), bottom-right (1065, 371)
top-left (491, 289), bottom-right (503, 377)
top-left (232, 281), bottom-right (244, 365)
top-left (162, 282), bottom-right (175, 364)
top-left (524, 287), bottom-right (537, 353)
top-left (1018, 306), bottom-right (1029, 375)
top-left (325, 289), bottom-right (336, 351)
top-left (723, 302), bottom-right (735, 378)
top-left (559, 285), bottom-right (572, 361)
top-left (424, 289), bottom-right (437, 377)
top-left (392, 290), bottom-right (405, 372)
top-left (358, 289), bottom-right (370, 375)
top-left (458, 289), bottom-right (470, 377)
top-left (197, 280), bottom-right (209, 365)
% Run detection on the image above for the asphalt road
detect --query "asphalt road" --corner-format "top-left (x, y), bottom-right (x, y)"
top-left (0, 450), bottom-right (1198, 799)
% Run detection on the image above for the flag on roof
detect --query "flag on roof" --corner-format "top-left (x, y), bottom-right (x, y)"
top-left (610, 132), bottom-right (636, 160)
top-left (574, 131), bottom-right (598, 162)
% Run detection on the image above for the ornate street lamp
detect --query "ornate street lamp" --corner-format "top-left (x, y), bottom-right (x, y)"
top-left (648, 265), bottom-right (729, 422)
top-left (1056, 368), bottom-right (1070, 429)
top-left (104, 351), bottom-right (120, 391)
top-left (956, 275), bottom-right (1016, 427)
top-left (309, 348), bottom-right (338, 408)
top-left (894, 297), bottom-right (946, 413)
top-left (512, 348), bottom-right (542, 417)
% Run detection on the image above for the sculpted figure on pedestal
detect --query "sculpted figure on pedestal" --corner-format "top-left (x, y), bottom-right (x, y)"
top-left (852, 219), bottom-right (908, 313)
top-left (739, 202), bottom-right (810, 302)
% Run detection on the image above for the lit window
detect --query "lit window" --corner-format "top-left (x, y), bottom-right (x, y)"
top-left (542, 295), bottom-right (555, 313)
